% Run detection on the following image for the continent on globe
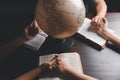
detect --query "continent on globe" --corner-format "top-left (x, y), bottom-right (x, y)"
top-left (35, 0), bottom-right (85, 39)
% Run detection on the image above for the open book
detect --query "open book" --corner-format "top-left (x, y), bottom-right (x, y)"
top-left (75, 18), bottom-right (107, 50)
top-left (38, 52), bottom-right (83, 80)
top-left (24, 31), bottom-right (48, 51)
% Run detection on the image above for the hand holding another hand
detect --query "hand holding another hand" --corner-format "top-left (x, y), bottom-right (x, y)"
top-left (22, 19), bottom-right (41, 41)
top-left (39, 55), bottom-right (71, 73)
top-left (90, 16), bottom-right (108, 34)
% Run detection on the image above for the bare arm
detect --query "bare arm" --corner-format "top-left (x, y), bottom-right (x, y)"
top-left (0, 20), bottom-right (41, 60)
top-left (98, 18), bottom-right (120, 47)
top-left (92, 0), bottom-right (107, 24)
top-left (91, 17), bottom-right (120, 47)
top-left (65, 67), bottom-right (98, 80)
top-left (96, 0), bottom-right (107, 17)
top-left (15, 58), bottom-right (56, 80)
top-left (15, 66), bottom-right (42, 80)
top-left (0, 37), bottom-right (26, 60)
top-left (99, 28), bottom-right (120, 47)
top-left (16, 55), bottom-right (98, 80)
top-left (54, 55), bottom-right (98, 80)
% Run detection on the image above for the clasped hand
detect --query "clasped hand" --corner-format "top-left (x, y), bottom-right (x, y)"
top-left (22, 19), bottom-right (41, 40)
top-left (90, 16), bottom-right (108, 34)
top-left (40, 55), bottom-right (70, 73)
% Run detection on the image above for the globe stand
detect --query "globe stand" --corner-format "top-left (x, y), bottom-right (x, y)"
top-left (38, 36), bottom-right (74, 54)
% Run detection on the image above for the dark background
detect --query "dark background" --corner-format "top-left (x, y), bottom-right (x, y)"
top-left (0, 0), bottom-right (37, 45)
top-left (105, 0), bottom-right (120, 12)
top-left (0, 0), bottom-right (119, 13)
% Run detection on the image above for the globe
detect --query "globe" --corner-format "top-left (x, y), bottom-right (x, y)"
top-left (35, 0), bottom-right (85, 39)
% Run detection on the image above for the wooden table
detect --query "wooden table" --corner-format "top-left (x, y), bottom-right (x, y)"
top-left (0, 13), bottom-right (120, 80)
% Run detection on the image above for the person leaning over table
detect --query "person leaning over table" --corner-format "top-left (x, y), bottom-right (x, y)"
top-left (0, 20), bottom-right (41, 60)
top-left (83, 0), bottom-right (107, 24)
top-left (16, 55), bottom-right (98, 80)
top-left (91, 17), bottom-right (120, 47)
top-left (0, 0), bottom-right (38, 60)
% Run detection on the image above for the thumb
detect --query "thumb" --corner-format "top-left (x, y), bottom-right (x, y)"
top-left (102, 18), bottom-right (108, 25)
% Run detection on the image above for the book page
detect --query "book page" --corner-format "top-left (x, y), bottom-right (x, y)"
top-left (39, 31), bottom-right (48, 37)
top-left (59, 52), bottom-right (83, 73)
top-left (39, 52), bottom-right (83, 80)
top-left (77, 18), bottom-right (106, 46)
top-left (39, 54), bottom-right (60, 80)
top-left (39, 54), bottom-right (56, 65)
top-left (24, 31), bottom-right (47, 51)
top-left (39, 52), bottom-right (83, 73)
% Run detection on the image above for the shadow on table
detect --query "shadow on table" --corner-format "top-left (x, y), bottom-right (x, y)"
top-left (74, 36), bottom-right (103, 51)
top-left (106, 41), bottom-right (120, 53)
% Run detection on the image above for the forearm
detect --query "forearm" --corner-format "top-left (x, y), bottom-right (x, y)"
top-left (0, 37), bottom-right (26, 60)
top-left (66, 68), bottom-right (98, 80)
top-left (100, 29), bottom-right (120, 47)
top-left (96, 0), bottom-right (107, 17)
top-left (15, 66), bottom-right (42, 80)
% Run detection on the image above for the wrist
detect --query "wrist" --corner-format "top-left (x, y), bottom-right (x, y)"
top-left (64, 66), bottom-right (73, 73)
top-left (38, 63), bottom-right (47, 72)
top-left (96, 13), bottom-right (105, 18)
top-left (103, 28), bottom-right (114, 34)
top-left (17, 36), bottom-right (27, 44)
top-left (99, 29), bottom-right (114, 40)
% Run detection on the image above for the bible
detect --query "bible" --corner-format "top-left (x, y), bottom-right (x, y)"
top-left (24, 31), bottom-right (48, 51)
top-left (75, 18), bottom-right (107, 50)
top-left (38, 52), bottom-right (83, 80)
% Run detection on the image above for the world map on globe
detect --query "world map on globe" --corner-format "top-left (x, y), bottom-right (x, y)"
top-left (35, 0), bottom-right (85, 39)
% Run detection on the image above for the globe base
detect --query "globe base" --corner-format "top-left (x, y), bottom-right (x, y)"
top-left (38, 36), bottom-right (74, 54)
